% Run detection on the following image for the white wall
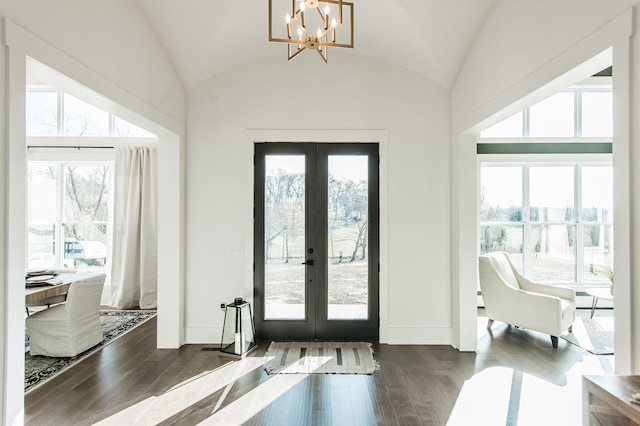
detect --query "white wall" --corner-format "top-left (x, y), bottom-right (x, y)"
top-left (0, 19), bottom-right (7, 425)
top-left (452, 0), bottom-right (636, 127)
top-left (630, 6), bottom-right (640, 372)
top-left (0, 2), bottom-right (186, 423)
top-left (451, 1), bottom-right (639, 366)
top-left (0, 0), bottom-right (185, 126)
top-left (185, 54), bottom-right (452, 344)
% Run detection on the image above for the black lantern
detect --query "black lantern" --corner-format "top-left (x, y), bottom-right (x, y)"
top-left (220, 298), bottom-right (256, 358)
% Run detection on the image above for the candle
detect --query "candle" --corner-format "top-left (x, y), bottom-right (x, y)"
top-left (331, 18), bottom-right (337, 42)
top-left (324, 4), bottom-right (330, 29)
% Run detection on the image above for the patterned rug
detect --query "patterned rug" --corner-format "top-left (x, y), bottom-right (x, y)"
top-left (263, 341), bottom-right (379, 375)
top-left (25, 310), bottom-right (157, 392)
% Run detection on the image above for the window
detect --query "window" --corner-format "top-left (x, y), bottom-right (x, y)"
top-left (26, 87), bottom-right (155, 138)
top-left (480, 86), bottom-right (612, 139)
top-left (479, 75), bottom-right (613, 286)
top-left (25, 83), bottom-right (155, 273)
top-left (28, 162), bottom-right (113, 272)
top-left (480, 164), bottom-right (613, 286)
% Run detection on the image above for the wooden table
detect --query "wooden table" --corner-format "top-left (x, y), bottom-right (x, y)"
top-left (583, 375), bottom-right (640, 425)
top-left (25, 273), bottom-right (95, 305)
top-left (25, 282), bottom-right (72, 305)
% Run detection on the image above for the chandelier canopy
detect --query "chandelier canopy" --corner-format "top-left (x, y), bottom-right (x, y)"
top-left (269, 0), bottom-right (354, 63)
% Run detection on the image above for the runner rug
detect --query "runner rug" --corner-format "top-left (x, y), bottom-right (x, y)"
top-left (25, 310), bottom-right (157, 392)
top-left (263, 341), bottom-right (379, 375)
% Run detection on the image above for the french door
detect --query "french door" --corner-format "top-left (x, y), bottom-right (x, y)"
top-left (254, 142), bottom-right (379, 341)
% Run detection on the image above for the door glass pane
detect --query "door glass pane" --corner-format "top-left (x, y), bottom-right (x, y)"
top-left (264, 155), bottom-right (306, 320)
top-left (327, 155), bottom-right (368, 320)
top-left (62, 165), bottom-right (110, 272)
top-left (583, 224), bottom-right (614, 283)
top-left (28, 165), bottom-right (59, 269)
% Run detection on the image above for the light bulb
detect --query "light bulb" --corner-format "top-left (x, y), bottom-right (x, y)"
top-left (300, 1), bottom-right (306, 11)
top-left (285, 13), bottom-right (291, 24)
top-left (317, 28), bottom-right (322, 38)
top-left (331, 18), bottom-right (337, 27)
top-left (298, 28), bottom-right (303, 37)
top-left (324, 4), bottom-right (330, 15)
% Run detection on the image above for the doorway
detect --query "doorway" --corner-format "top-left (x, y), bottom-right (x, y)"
top-left (254, 142), bottom-right (379, 341)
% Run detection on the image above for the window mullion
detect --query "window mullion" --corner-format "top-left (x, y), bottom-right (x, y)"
top-left (56, 163), bottom-right (65, 268)
top-left (575, 89), bottom-right (582, 137)
top-left (575, 165), bottom-right (584, 284)
top-left (522, 166), bottom-right (531, 276)
top-left (57, 91), bottom-right (64, 136)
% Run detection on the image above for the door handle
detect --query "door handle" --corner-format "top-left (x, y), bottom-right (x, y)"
top-left (302, 259), bottom-right (315, 265)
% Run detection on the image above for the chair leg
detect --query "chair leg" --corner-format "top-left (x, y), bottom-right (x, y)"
top-left (590, 297), bottom-right (598, 319)
top-left (487, 319), bottom-right (494, 329)
top-left (568, 325), bottom-right (573, 333)
top-left (551, 335), bottom-right (558, 348)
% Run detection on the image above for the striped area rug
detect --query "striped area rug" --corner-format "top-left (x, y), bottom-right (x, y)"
top-left (264, 341), bottom-right (379, 375)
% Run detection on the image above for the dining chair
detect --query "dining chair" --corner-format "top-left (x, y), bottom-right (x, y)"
top-left (26, 272), bottom-right (106, 358)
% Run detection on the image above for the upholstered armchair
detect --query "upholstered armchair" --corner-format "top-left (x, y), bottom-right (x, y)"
top-left (26, 272), bottom-right (106, 358)
top-left (479, 252), bottom-right (575, 348)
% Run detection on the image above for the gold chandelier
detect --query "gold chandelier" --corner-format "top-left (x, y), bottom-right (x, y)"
top-left (268, 0), bottom-right (354, 63)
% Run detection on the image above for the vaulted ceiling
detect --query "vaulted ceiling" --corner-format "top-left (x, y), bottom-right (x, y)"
top-left (134, 0), bottom-right (497, 91)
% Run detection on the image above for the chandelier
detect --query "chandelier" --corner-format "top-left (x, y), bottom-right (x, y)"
top-left (268, 0), bottom-right (354, 63)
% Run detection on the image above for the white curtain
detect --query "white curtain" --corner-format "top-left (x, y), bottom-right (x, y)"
top-left (110, 147), bottom-right (158, 309)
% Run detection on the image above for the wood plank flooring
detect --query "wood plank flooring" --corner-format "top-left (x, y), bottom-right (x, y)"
top-left (24, 311), bottom-right (615, 425)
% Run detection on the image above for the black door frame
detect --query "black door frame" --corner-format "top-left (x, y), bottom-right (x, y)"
top-left (254, 142), bottom-right (379, 341)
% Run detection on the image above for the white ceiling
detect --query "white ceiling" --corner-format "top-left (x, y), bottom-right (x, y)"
top-left (134, 0), bottom-right (497, 91)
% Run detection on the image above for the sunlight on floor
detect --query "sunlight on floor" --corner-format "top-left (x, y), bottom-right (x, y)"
top-left (448, 311), bottom-right (616, 425)
top-left (94, 358), bottom-right (265, 425)
top-left (95, 353), bottom-right (334, 425)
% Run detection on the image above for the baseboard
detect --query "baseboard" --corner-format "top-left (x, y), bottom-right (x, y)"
top-left (185, 326), bottom-right (224, 344)
top-left (380, 326), bottom-right (452, 345)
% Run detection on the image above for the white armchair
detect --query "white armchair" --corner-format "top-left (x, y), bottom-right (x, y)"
top-left (479, 252), bottom-right (575, 348)
top-left (26, 272), bottom-right (106, 358)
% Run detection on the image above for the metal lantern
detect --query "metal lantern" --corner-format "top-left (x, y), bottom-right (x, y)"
top-left (220, 299), bottom-right (256, 358)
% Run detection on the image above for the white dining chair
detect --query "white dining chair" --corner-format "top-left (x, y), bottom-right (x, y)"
top-left (26, 273), bottom-right (106, 358)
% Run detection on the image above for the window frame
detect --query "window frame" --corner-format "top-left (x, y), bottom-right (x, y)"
top-left (27, 155), bottom-right (115, 275)
top-left (478, 154), bottom-right (613, 290)
top-left (480, 83), bottom-right (613, 139)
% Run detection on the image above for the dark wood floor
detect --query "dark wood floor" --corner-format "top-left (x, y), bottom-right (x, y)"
top-left (24, 311), bottom-right (614, 425)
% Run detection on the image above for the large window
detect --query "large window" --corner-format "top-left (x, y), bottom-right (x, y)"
top-left (480, 87), bottom-right (612, 139)
top-left (479, 76), bottom-right (613, 287)
top-left (25, 83), bottom-right (157, 273)
top-left (480, 164), bottom-right (613, 286)
top-left (28, 162), bottom-right (113, 272)
top-left (26, 86), bottom-right (155, 137)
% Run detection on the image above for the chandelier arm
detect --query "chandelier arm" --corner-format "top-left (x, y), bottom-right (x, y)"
top-left (318, 41), bottom-right (352, 48)
top-left (288, 46), bottom-right (307, 61)
top-left (316, 47), bottom-right (328, 63)
top-left (293, 17), bottom-right (310, 36)
top-left (270, 37), bottom-right (307, 44)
